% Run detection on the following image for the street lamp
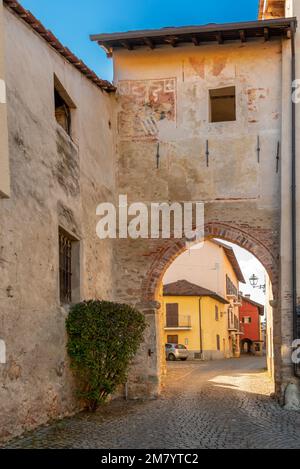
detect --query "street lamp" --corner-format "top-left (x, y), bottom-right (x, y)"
top-left (249, 274), bottom-right (259, 287)
top-left (249, 274), bottom-right (266, 294)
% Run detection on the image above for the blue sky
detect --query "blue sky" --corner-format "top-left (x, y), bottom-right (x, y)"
top-left (20, 0), bottom-right (258, 81)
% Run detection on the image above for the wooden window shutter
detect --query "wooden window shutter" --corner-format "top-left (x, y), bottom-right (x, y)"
top-left (166, 303), bottom-right (179, 327)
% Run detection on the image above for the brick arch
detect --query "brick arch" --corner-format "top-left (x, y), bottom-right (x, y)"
top-left (141, 222), bottom-right (278, 303)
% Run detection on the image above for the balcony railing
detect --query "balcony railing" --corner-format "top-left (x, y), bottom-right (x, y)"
top-left (228, 314), bottom-right (240, 332)
top-left (226, 275), bottom-right (238, 298)
top-left (165, 315), bottom-right (192, 329)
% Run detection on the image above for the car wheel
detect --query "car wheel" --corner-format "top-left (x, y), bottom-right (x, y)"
top-left (180, 358), bottom-right (188, 361)
top-left (168, 353), bottom-right (176, 361)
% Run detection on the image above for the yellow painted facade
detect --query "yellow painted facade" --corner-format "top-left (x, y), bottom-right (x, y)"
top-left (162, 295), bottom-right (232, 360)
top-left (162, 240), bottom-right (244, 359)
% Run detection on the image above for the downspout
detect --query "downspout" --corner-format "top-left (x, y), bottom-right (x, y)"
top-left (291, 22), bottom-right (300, 378)
top-left (262, 0), bottom-right (268, 20)
top-left (199, 299), bottom-right (203, 359)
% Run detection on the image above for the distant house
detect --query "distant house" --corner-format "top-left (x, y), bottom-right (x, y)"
top-left (240, 295), bottom-right (265, 356)
top-left (163, 240), bottom-right (246, 358)
top-left (162, 280), bottom-right (233, 360)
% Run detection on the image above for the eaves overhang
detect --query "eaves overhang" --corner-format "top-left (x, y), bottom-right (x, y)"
top-left (91, 17), bottom-right (297, 57)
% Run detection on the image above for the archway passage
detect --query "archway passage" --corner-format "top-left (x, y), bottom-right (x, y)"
top-left (241, 339), bottom-right (254, 354)
top-left (141, 223), bottom-right (278, 303)
top-left (135, 222), bottom-right (279, 400)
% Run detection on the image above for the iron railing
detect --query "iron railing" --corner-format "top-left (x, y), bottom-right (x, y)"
top-left (165, 315), bottom-right (191, 329)
top-left (226, 275), bottom-right (238, 297)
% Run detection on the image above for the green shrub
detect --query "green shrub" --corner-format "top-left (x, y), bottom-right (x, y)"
top-left (66, 300), bottom-right (146, 411)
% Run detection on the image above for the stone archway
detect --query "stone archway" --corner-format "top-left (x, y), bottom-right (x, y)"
top-left (130, 222), bottom-right (280, 400)
top-left (141, 222), bottom-right (278, 302)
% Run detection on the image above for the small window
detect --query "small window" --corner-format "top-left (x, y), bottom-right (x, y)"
top-left (210, 86), bottom-right (236, 123)
top-left (167, 335), bottom-right (178, 344)
top-left (243, 317), bottom-right (252, 324)
top-left (59, 228), bottom-right (80, 304)
top-left (215, 305), bottom-right (219, 321)
top-left (54, 75), bottom-right (76, 136)
top-left (216, 334), bottom-right (221, 351)
top-left (55, 89), bottom-right (71, 135)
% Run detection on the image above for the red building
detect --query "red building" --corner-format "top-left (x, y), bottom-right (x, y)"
top-left (240, 295), bottom-right (264, 355)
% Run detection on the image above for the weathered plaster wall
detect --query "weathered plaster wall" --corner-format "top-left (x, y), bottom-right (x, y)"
top-left (112, 41), bottom-right (283, 398)
top-left (279, 0), bottom-right (300, 407)
top-left (0, 0), bottom-right (10, 198)
top-left (163, 241), bottom-right (239, 299)
top-left (0, 8), bottom-right (116, 441)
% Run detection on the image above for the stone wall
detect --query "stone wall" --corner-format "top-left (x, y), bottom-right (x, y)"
top-left (280, 0), bottom-right (300, 408)
top-left (0, 8), bottom-right (116, 441)
top-left (0, 0), bottom-right (10, 198)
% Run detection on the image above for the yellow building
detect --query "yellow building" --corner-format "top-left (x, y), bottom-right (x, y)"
top-left (162, 280), bottom-right (232, 360)
top-left (163, 240), bottom-right (246, 358)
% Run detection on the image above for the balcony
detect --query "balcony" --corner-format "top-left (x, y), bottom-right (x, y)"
top-left (228, 316), bottom-right (240, 332)
top-left (226, 275), bottom-right (238, 299)
top-left (165, 315), bottom-right (192, 330)
top-left (233, 296), bottom-right (243, 307)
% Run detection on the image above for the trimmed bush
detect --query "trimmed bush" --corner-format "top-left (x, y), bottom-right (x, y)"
top-left (66, 300), bottom-right (146, 411)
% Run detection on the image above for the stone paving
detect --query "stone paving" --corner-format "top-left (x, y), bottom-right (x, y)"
top-left (4, 357), bottom-right (300, 449)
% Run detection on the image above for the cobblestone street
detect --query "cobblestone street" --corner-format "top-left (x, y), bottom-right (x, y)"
top-left (5, 357), bottom-right (300, 449)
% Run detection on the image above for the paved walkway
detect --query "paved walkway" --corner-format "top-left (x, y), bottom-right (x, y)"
top-left (5, 357), bottom-right (300, 449)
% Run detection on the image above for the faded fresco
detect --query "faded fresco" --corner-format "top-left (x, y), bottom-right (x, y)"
top-left (118, 78), bottom-right (176, 140)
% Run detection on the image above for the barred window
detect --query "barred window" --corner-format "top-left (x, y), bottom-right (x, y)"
top-left (59, 230), bottom-right (73, 304)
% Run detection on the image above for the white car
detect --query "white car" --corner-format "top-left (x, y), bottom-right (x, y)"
top-left (165, 343), bottom-right (188, 361)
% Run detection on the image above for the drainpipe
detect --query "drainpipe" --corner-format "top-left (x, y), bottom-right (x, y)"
top-left (291, 22), bottom-right (300, 378)
top-left (198, 299), bottom-right (203, 359)
top-left (262, 0), bottom-right (268, 20)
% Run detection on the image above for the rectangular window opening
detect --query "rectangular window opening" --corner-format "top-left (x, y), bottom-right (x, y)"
top-left (210, 86), bottom-right (236, 123)
top-left (166, 303), bottom-right (179, 327)
top-left (215, 305), bottom-right (219, 321)
top-left (54, 75), bottom-right (76, 136)
top-left (59, 227), bottom-right (80, 305)
top-left (167, 335), bottom-right (179, 345)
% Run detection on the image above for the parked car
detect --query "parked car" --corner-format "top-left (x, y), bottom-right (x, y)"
top-left (165, 343), bottom-right (188, 361)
